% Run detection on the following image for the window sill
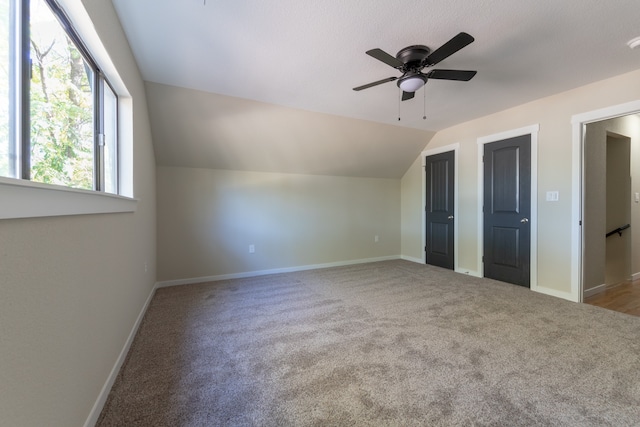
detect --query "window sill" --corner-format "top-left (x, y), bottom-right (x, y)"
top-left (0, 177), bottom-right (137, 220)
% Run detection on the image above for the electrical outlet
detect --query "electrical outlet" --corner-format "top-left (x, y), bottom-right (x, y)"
top-left (374, 235), bottom-right (379, 243)
top-left (249, 244), bottom-right (255, 254)
top-left (144, 262), bottom-right (148, 273)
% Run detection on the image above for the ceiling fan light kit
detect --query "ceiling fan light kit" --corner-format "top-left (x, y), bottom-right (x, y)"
top-left (353, 32), bottom-right (477, 103)
top-left (628, 36), bottom-right (640, 49)
top-left (398, 73), bottom-right (427, 92)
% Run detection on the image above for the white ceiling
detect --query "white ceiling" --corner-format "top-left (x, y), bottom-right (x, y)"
top-left (112, 0), bottom-right (640, 132)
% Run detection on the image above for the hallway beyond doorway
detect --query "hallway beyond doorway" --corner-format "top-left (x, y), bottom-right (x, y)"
top-left (585, 278), bottom-right (640, 317)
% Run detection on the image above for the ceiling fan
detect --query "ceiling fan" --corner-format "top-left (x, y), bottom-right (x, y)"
top-left (353, 32), bottom-right (477, 101)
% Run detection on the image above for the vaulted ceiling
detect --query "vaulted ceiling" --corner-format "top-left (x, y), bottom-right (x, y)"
top-left (111, 0), bottom-right (640, 177)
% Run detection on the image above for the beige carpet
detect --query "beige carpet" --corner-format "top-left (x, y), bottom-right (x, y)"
top-left (97, 260), bottom-right (640, 426)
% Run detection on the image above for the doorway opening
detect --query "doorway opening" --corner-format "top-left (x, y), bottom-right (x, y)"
top-left (571, 100), bottom-right (640, 305)
top-left (578, 112), bottom-right (640, 312)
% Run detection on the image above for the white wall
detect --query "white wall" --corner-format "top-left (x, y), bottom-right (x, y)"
top-left (631, 115), bottom-right (640, 279)
top-left (0, 0), bottom-right (156, 426)
top-left (400, 156), bottom-right (422, 260)
top-left (605, 135), bottom-right (631, 286)
top-left (401, 68), bottom-right (640, 298)
top-left (157, 166), bottom-right (400, 282)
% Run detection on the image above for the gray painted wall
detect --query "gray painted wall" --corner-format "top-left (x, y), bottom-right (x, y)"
top-left (0, 1), bottom-right (157, 426)
top-left (157, 166), bottom-right (401, 281)
top-left (145, 82), bottom-right (435, 179)
top-left (605, 135), bottom-right (631, 286)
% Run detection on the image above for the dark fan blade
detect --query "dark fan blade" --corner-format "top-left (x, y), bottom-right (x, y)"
top-left (366, 48), bottom-right (404, 69)
top-left (426, 69), bottom-right (477, 81)
top-left (425, 32), bottom-right (475, 66)
top-left (401, 91), bottom-right (415, 101)
top-left (353, 76), bottom-right (398, 91)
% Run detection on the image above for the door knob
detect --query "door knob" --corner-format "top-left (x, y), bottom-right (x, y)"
top-left (448, 215), bottom-right (454, 219)
top-left (520, 218), bottom-right (529, 223)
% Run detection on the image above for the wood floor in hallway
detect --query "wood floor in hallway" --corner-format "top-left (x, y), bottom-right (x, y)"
top-left (585, 278), bottom-right (640, 317)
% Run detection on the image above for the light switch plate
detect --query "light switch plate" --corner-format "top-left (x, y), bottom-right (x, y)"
top-left (546, 191), bottom-right (559, 202)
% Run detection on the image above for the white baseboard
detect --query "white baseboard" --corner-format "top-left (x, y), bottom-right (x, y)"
top-left (156, 255), bottom-right (402, 288)
top-left (632, 272), bottom-right (640, 281)
top-left (455, 268), bottom-right (482, 278)
top-left (534, 285), bottom-right (580, 302)
top-left (583, 283), bottom-right (607, 299)
top-left (400, 255), bottom-right (423, 264)
top-left (400, 257), bottom-right (483, 278)
top-left (83, 282), bottom-right (159, 427)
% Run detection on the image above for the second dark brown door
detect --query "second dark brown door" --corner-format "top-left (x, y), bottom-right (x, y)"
top-left (483, 135), bottom-right (531, 287)
top-left (426, 150), bottom-right (455, 270)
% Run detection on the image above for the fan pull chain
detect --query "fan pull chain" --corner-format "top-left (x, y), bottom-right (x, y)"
top-left (398, 88), bottom-right (401, 121)
top-left (423, 87), bottom-right (426, 120)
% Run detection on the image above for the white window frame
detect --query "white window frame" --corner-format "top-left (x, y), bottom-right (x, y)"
top-left (0, 0), bottom-right (136, 219)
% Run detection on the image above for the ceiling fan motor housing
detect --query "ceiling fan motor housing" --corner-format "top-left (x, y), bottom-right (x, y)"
top-left (396, 45), bottom-right (431, 69)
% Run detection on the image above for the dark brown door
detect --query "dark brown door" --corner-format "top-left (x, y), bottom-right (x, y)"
top-left (483, 135), bottom-right (531, 287)
top-left (426, 151), bottom-right (454, 270)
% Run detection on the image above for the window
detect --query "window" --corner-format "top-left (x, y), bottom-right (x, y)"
top-left (1, 0), bottom-right (119, 193)
top-left (0, 0), bottom-right (14, 178)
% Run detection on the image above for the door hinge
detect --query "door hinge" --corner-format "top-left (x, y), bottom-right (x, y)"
top-left (424, 246), bottom-right (427, 252)
top-left (579, 220), bottom-right (582, 226)
top-left (482, 255), bottom-right (484, 262)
